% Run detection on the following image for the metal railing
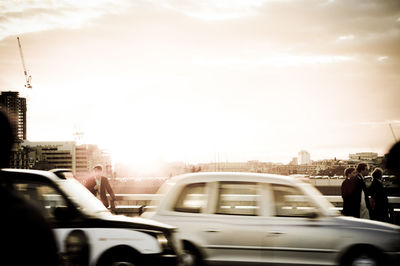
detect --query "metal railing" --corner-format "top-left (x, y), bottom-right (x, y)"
top-left (110, 194), bottom-right (400, 220)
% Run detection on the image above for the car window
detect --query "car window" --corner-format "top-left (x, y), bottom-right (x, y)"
top-left (216, 182), bottom-right (259, 216)
top-left (13, 181), bottom-right (68, 220)
top-left (271, 184), bottom-right (318, 217)
top-left (174, 183), bottom-right (207, 213)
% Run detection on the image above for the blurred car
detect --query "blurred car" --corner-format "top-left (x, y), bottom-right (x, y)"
top-left (143, 172), bottom-right (400, 266)
top-left (0, 168), bottom-right (185, 266)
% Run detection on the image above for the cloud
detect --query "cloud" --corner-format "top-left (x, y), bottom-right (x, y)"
top-left (156, 0), bottom-right (275, 21)
top-left (192, 53), bottom-right (354, 67)
top-left (377, 56), bottom-right (388, 61)
top-left (336, 35), bottom-right (355, 42)
top-left (0, 0), bottom-right (132, 40)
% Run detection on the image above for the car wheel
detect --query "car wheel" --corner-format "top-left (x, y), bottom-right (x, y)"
top-left (183, 243), bottom-right (203, 266)
top-left (342, 248), bottom-right (383, 266)
top-left (109, 261), bottom-right (137, 266)
top-left (98, 252), bottom-right (140, 266)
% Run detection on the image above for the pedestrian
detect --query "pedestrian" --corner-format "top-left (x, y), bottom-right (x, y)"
top-left (340, 163), bottom-right (372, 219)
top-left (386, 141), bottom-right (400, 178)
top-left (0, 111), bottom-right (59, 265)
top-left (341, 167), bottom-right (358, 217)
top-left (85, 165), bottom-right (116, 209)
top-left (385, 141), bottom-right (400, 223)
top-left (369, 168), bottom-right (389, 222)
top-left (355, 162), bottom-right (372, 219)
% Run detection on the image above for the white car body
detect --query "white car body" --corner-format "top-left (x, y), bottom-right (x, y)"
top-left (2, 169), bottom-right (183, 266)
top-left (144, 172), bottom-right (400, 266)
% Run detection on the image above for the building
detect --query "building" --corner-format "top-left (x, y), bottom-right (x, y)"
top-left (298, 150), bottom-right (311, 165)
top-left (289, 157), bottom-right (298, 165)
top-left (10, 141), bottom-right (112, 176)
top-left (349, 152), bottom-right (379, 161)
top-left (75, 144), bottom-right (89, 175)
top-left (23, 141), bottom-right (76, 171)
top-left (75, 144), bottom-right (112, 178)
top-left (0, 91), bottom-right (27, 140)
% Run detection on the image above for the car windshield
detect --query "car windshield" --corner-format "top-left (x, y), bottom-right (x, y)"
top-left (57, 178), bottom-right (110, 216)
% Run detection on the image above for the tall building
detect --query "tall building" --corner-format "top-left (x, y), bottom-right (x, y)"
top-left (75, 144), bottom-right (89, 175)
top-left (298, 150), bottom-right (311, 165)
top-left (23, 141), bottom-right (76, 171)
top-left (0, 91), bottom-right (27, 140)
top-left (74, 144), bottom-right (112, 177)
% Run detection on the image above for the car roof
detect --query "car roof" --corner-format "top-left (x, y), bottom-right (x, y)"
top-left (168, 172), bottom-right (300, 185)
top-left (0, 168), bottom-right (63, 182)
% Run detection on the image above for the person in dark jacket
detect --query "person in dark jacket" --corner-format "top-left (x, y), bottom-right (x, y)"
top-left (341, 167), bottom-right (359, 217)
top-left (341, 163), bottom-right (372, 219)
top-left (85, 165), bottom-right (116, 208)
top-left (386, 141), bottom-right (400, 179)
top-left (0, 111), bottom-right (59, 265)
top-left (355, 162), bottom-right (372, 219)
top-left (369, 168), bottom-right (389, 222)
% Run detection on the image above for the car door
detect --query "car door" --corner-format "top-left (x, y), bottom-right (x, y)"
top-left (202, 181), bottom-right (273, 265)
top-left (264, 183), bottom-right (338, 265)
top-left (10, 178), bottom-right (90, 263)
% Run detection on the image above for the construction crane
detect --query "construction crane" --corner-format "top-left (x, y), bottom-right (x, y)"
top-left (17, 37), bottom-right (32, 89)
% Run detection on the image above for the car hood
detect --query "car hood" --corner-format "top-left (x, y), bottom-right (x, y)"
top-left (332, 216), bottom-right (400, 233)
top-left (87, 214), bottom-right (177, 233)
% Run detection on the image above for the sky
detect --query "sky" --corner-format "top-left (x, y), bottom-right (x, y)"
top-left (1, 0), bottom-right (400, 167)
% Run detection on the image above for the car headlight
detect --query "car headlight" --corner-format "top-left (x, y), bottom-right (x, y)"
top-left (157, 233), bottom-right (168, 245)
top-left (157, 233), bottom-right (171, 251)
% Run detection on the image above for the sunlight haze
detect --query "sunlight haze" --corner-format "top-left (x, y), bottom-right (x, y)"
top-left (1, 0), bottom-right (399, 165)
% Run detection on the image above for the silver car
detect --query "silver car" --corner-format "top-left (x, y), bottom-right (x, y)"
top-left (143, 172), bottom-right (400, 266)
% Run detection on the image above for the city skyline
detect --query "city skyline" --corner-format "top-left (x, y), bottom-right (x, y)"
top-left (0, 0), bottom-right (399, 166)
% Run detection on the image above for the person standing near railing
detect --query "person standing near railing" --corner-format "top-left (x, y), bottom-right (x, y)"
top-left (369, 168), bottom-right (390, 222)
top-left (341, 163), bottom-right (372, 219)
top-left (341, 167), bottom-right (358, 217)
top-left (355, 162), bottom-right (372, 219)
top-left (85, 165), bottom-right (116, 209)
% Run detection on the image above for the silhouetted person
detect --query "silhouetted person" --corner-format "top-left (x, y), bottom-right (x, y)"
top-left (386, 141), bottom-right (400, 179)
top-left (355, 162), bottom-right (372, 219)
top-left (369, 168), bottom-right (389, 222)
top-left (341, 167), bottom-right (358, 217)
top-left (0, 111), bottom-right (59, 265)
top-left (385, 141), bottom-right (400, 223)
top-left (85, 165), bottom-right (116, 209)
top-left (340, 163), bottom-right (371, 219)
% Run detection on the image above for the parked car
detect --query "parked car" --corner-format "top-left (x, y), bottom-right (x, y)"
top-left (0, 168), bottom-right (185, 266)
top-left (143, 172), bottom-right (400, 266)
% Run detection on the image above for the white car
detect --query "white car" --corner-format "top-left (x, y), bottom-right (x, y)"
top-left (143, 172), bottom-right (400, 266)
top-left (2, 168), bottom-right (185, 266)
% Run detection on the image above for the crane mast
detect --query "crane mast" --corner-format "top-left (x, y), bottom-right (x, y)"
top-left (17, 37), bottom-right (32, 89)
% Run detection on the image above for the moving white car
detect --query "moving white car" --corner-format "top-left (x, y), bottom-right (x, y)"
top-left (143, 172), bottom-right (400, 266)
top-left (1, 168), bottom-right (185, 266)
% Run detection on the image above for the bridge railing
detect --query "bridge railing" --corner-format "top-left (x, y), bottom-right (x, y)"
top-left (109, 194), bottom-right (400, 224)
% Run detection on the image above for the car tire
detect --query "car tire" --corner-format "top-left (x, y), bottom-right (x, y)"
top-left (98, 251), bottom-right (141, 266)
top-left (183, 243), bottom-right (203, 266)
top-left (342, 247), bottom-right (384, 266)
